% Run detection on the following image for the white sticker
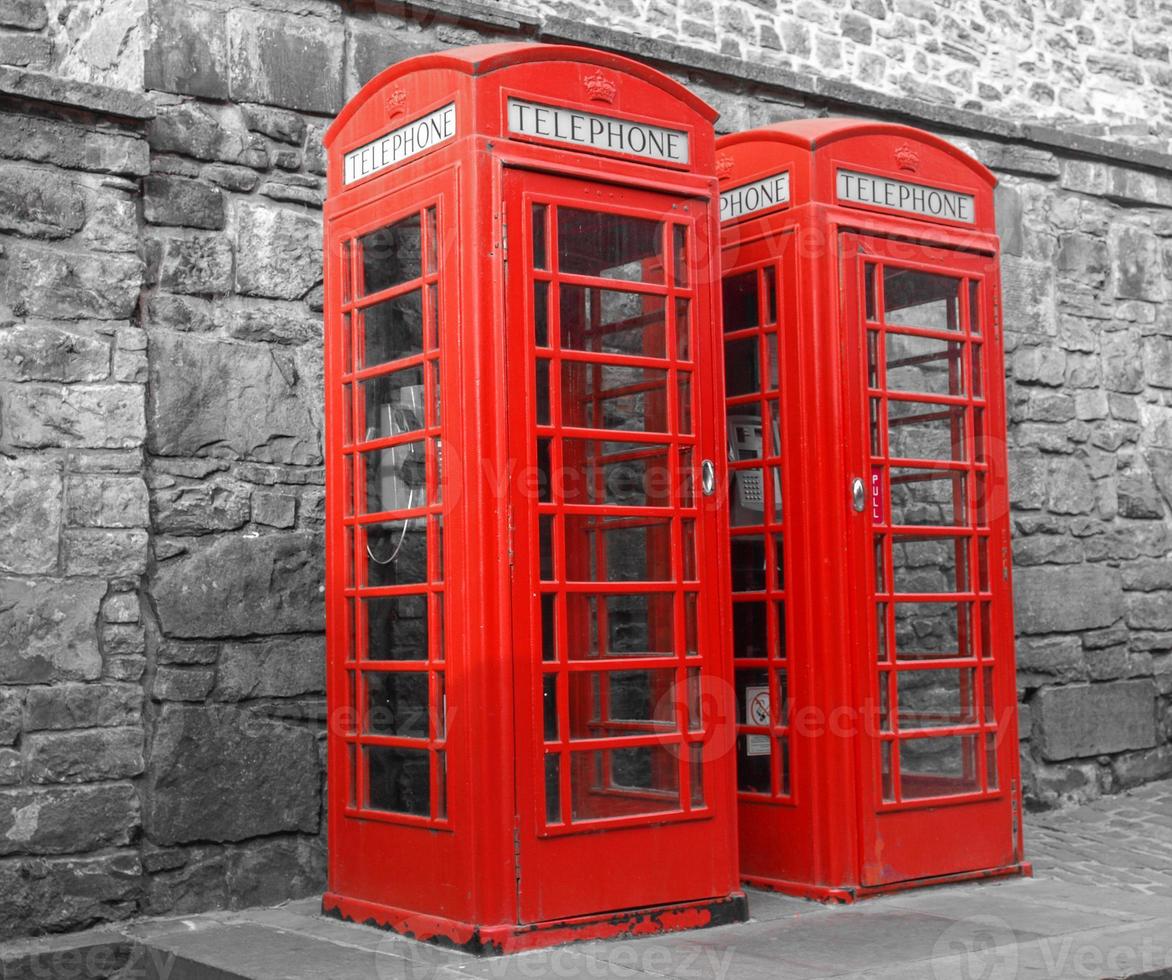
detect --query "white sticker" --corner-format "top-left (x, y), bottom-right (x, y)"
top-left (506, 98), bottom-right (689, 164)
top-left (343, 103), bottom-right (457, 185)
top-left (836, 169), bottom-right (975, 224)
top-left (721, 171), bottom-right (790, 222)
top-left (745, 685), bottom-right (771, 756)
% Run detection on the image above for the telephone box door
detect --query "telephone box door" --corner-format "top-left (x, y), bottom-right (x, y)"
top-left (842, 233), bottom-right (1021, 886)
top-left (505, 170), bottom-right (732, 922)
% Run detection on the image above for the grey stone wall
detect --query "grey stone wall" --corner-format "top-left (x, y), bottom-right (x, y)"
top-left (0, 0), bottom-right (1170, 941)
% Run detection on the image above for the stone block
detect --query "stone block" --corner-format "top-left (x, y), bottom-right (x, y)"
top-left (1112, 745), bottom-right (1172, 790)
top-left (1144, 335), bottom-right (1172, 389)
top-left (65, 474), bottom-right (149, 528)
top-left (24, 727), bottom-right (144, 783)
top-left (235, 204), bottom-right (322, 301)
top-left (0, 0), bottom-right (47, 30)
top-left (304, 120), bottom-right (326, 176)
top-left (1126, 593), bottom-right (1172, 631)
top-left (240, 103), bottom-right (306, 145)
top-left (102, 592), bottom-right (140, 623)
top-left (4, 244), bottom-right (144, 320)
top-left (0, 748), bottom-right (20, 785)
top-left (220, 301), bottom-right (321, 346)
top-left (147, 102), bottom-right (268, 168)
top-left (1035, 680), bottom-right (1157, 761)
top-left (1013, 564), bottom-right (1123, 635)
top-left (1117, 470), bottom-right (1164, 519)
top-left (151, 481), bottom-right (251, 535)
top-left (0, 163), bottom-right (86, 239)
top-left (0, 111), bottom-right (148, 177)
top-left (0, 578), bottom-right (104, 684)
top-left (0, 689), bottom-right (22, 745)
top-left (142, 704), bottom-right (320, 845)
top-left (1122, 560), bottom-right (1172, 592)
top-left (1001, 257), bottom-right (1056, 338)
top-left (1111, 224), bottom-right (1166, 302)
top-left (2, 383), bottom-right (145, 451)
top-left (0, 784), bottom-right (139, 855)
top-left (1100, 329), bottom-right (1144, 394)
top-left (0, 455), bottom-right (62, 574)
top-left (147, 332), bottom-right (321, 466)
top-left (144, 292), bottom-right (215, 333)
top-left (1015, 635), bottom-right (1085, 681)
top-left (1046, 457), bottom-right (1096, 515)
top-left (104, 655), bottom-right (145, 683)
top-left (214, 635), bottom-right (324, 701)
top-left (62, 530), bottom-right (148, 577)
top-left (228, 8), bottom-right (344, 114)
top-left (143, 175), bottom-right (225, 231)
top-left (1012, 346), bottom-right (1065, 386)
top-left (251, 490), bottom-right (296, 528)
top-left (151, 666), bottom-right (216, 702)
top-left (348, 23), bottom-right (431, 90)
top-left (148, 232), bottom-right (233, 296)
top-left (157, 641), bottom-right (219, 666)
top-left (143, 0), bottom-right (229, 100)
top-left (102, 622), bottom-right (145, 656)
top-left (152, 531), bottom-right (323, 638)
top-left (0, 321), bottom-right (111, 384)
top-left (0, 851), bottom-right (142, 939)
top-left (23, 682), bottom-right (141, 731)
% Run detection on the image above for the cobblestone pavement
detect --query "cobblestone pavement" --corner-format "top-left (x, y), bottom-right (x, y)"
top-left (1026, 778), bottom-right (1172, 897)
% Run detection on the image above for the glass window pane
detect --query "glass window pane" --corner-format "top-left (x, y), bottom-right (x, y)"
top-left (676, 298), bottom-right (691, 361)
top-left (561, 438), bottom-right (671, 508)
top-left (889, 467), bottom-right (968, 527)
top-left (565, 517), bottom-right (673, 583)
top-left (892, 535), bottom-right (969, 594)
top-left (561, 361), bottom-right (669, 432)
top-left (898, 668), bottom-right (976, 730)
top-left (571, 745), bottom-right (680, 820)
top-left (557, 208), bottom-right (664, 284)
top-left (360, 214), bottom-right (421, 296)
top-left (367, 745), bottom-right (429, 815)
top-left (899, 735), bottom-right (980, 799)
top-left (560, 286), bottom-right (666, 358)
top-left (534, 281), bottom-right (550, 347)
top-left (731, 468), bottom-right (766, 525)
top-left (569, 668), bottom-right (677, 739)
top-left (733, 601), bottom-right (767, 659)
top-left (566, 592), bottom-right (674, 659)
top-left (724, 337), bottom-right (759, 396)
top-left (361, 289), bottom-right (423, 368)
top-left (883, 268), bottom-right (960, 330)
top-left (543, 673), bottom-right (558, 741)
top-left (365, 594), bottom-right (428, 660)
top-left (541, 593), bottom-right (557, 662)
top-left (365, 670), bottom-right (429, 737)
top-left (895, 601), bottom-right (972, 660)
top-left (361, 444), bottom-right (426, 515)
top-left (360, 368), bottom-right (425, 442)
top-left (722, 270), bottom-right (758, 332)
top-left (535, 359), bottom-right (551, 426)
top-left (364, 520), bottom-right (427, 586)
top-left (763, 264), bottom-right (778, 324)
top-left (545, 753), bottom-right (561, 823)
top-left (887, 399), bottom-right (966, 462)
top-left (731, 538), bottom-right (766, 593)
top-left (532, 204), bottom-right (547, 270)
top-left (885, 333), bottom-right (965, 397)
top-left (673, 225), bottom-right (688, 288)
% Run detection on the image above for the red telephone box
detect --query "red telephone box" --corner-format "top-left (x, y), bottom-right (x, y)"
top-left (717, 120), bottom-right (1030, 900)
top-left (321, 43), bottom-right (744, 951)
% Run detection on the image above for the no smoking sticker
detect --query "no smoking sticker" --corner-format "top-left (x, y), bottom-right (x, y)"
top-left (745, 686), bottom-right (771, 757)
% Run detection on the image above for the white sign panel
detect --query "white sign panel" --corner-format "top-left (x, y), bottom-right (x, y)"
top-left (343, 103), bottom-right (457, 185)
top-left (836, 169), bottom-right (975, 224)
top-left (507, 98), bottom-right (689, 165)
top-left (745, 685), bottom-right (771, 757)
top-left (721, 171), bottom-right (790, 222)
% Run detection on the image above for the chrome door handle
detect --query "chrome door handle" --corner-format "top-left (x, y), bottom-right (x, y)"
top-left (701, 460), bottom-right (716, 496)
top-left (851, 477), bottom-right (866, 513)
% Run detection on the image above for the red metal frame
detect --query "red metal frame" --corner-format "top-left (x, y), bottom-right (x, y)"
top-left (322, 42), bottom-right (743, 953)
top-left (717, 120), bottom-right (1030, 901)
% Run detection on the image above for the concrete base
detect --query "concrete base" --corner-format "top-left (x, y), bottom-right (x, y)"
top-left (6, 874), bottom-right (1172, 979)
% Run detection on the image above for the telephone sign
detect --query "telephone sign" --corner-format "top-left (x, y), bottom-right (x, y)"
top-left (322, 42), bottom-right (743, 953)
top-left (718, 119), bottom-right (1028, 901)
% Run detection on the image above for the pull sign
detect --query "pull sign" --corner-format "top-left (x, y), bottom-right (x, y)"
top-left (506, 98), bottom-right (689, 165)
top-left (871, 471), bottom-right (882, 523)
top-left (720, 171), bottom-right (790, 222)
top-left (836, 169), bottom-right (975, 224)
top-left (343, 103), bottom-right (457, 185)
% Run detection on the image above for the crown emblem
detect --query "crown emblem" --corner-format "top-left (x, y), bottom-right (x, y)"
top-left (715, 155), bottom-right (735, 179)
top-left (584, 71), bottom-right (617, 103)
top-left (894, 143), bottom-right (920, 173)
top-left (385, 89), bottom-right (408, 117)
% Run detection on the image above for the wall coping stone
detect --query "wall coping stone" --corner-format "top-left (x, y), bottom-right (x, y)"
top-left (0, 66), bottom-right (155, 121)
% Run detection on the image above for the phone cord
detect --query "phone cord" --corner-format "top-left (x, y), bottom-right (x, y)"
top-left (366, 440), bottom-right (416, 566)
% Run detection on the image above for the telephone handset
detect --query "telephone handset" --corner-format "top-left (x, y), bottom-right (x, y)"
top-left (367, 385), bottom-right (426, 567)
top-left (727, 413), bottom-right (782, 524)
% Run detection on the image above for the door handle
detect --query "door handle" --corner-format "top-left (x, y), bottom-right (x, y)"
top-left (851, 477), bottom-right (866, 513)
top-left (701, 460), bottom-right (716, 496)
